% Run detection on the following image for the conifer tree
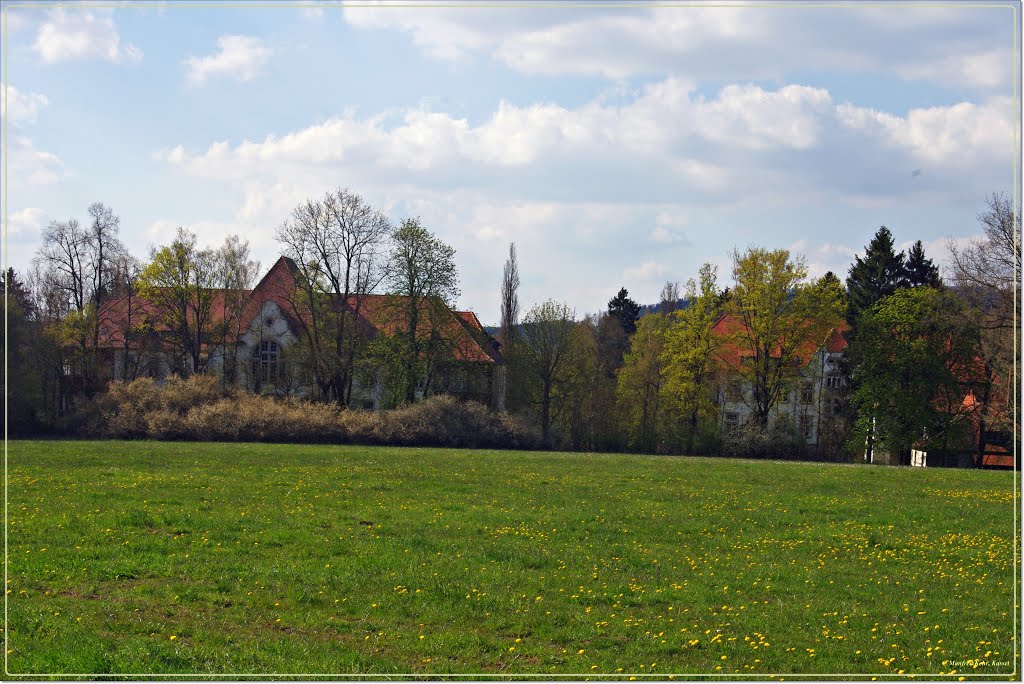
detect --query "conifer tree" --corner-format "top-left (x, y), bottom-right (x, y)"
top-left (607, 287), bottom-right (641, 336)
top-left (845, 226), bottom-right (906, 322)
top-left (905, 240), bottom-right (942, 288)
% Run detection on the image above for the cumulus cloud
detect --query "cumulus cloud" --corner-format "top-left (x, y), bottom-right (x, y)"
top-left (153, 74), bottom-right (1014, 320)
top-left (8, 135), bottom-right (66, 185)
top-left (33, 9), bottom-right (142, 64)
top-left (157, 78), bottom-right (1014, 209)
top-left (184, 35), bottom-right (273, 85)
top-left (1, 82), bottom-right (49, 124)
top-left (342, 4), bottom-right (1014, 91)
top-left (623, 260), bottom-right (671, 282)
top-left (7, 208), bottom-right (47, 236)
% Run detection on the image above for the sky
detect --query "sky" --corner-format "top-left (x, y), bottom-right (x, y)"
top-left (2, 1), bottom-right (1020, 325)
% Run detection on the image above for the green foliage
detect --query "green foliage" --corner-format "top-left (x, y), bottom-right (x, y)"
top-left (607, 287), bottom-right (640, 335)
top-left (516, 300), bottom-right (581, 446)
top-left (383, 218), bottom-right (461, 404)
top-left (727, 248), bottom-right (844, 425)
top-left (616, 312), bottom-right (671, 452)
top-left (904, 240), bottom-right (942, 289)
top-left (661, 263), bottom-right (724, 452)
top-left (138, 228), bottom-right (218, 375)
top-left (851, 287), bottom-right (981, 457)
top-left (845, 226), bottom-right (906, 323)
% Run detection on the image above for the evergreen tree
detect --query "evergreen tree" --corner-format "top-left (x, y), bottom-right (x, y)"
top-left (905, 240), bottom-right (942, 288)
top-left (607, 287), bottom-right (641, 336)
top-left (845, 226), bottom-right (906, 322)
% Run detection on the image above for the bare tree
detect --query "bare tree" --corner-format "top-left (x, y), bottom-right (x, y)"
top-left (86, 202), bottom-right (126, 351)
top-left (276, 188), bottom-right (391, 404)
top-left (659, 280), bottom-right (681, 315)
top-left (32, 204), bottom-right (125, 393)
top-left (947, 192), bottom-right (1021, 465)
top-left (34, 219), bottom-right (89, 317)
top-left (214, 235), bottom-right (261, 387)
top-left (101, 252), bottom-right (146, 381)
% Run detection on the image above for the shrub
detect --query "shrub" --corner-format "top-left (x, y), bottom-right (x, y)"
top-left (720, 417), bottom-right (808, 460)
top-left (69, 379), bottom-right (542, 450)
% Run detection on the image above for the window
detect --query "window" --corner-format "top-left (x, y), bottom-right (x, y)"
top-left (826, 374), bottom-right (845, 389)
top-left (799, 382), bottom-right (814, 404)
top-left (780, 389), bottom-right (792, 404)
top-left (252, 340), bottom-right (279, 384)
top-left (726, 382), bottom-right (744, 402)
top-left (724, 412), bottom-right (740, 428)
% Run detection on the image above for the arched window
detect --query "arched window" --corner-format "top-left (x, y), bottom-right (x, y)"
top-left (252, 340), bottom-right (279, 384)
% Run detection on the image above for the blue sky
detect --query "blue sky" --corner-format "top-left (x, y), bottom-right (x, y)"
top-left (3, 1), bottom-right (1020, 324)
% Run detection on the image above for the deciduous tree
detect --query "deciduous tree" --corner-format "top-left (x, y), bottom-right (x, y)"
top-left (384, 218), bottom-right (460, 404)
top-left (727, 248), bottom-right (844, 426)
top-left (852, 286), bottom-right (981, 460)
top-left (139, 228), bottom-right (219, 375)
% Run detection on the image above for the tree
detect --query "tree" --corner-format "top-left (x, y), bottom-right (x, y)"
top-left (845, 226), bottom-right (906, 323)
top-left (497, 242), bottom-right (520, 411)
top-left (947, 192), bottom-right (1021, 466)
top-left (276, 188), bottom-right (391, 404)
top-left (99, 252), bottom-right (148, 382)
top-left (661, 263), bottom-right (724, 452)
top-left (32, 204), bottom-right (126, 395)
top-left (617, 311), bottom-right (671, 452)
top-left (517, 300), bottom-right (579, 446)
top-left (383, 217), bottom-right (460, 404)
top-left (139, 228), bottom-right (219, 375)
top-left (659, 281), bottom-right (682, 315)
top-left (608, 287), bottom-right (641, 335)
top-left (852, 287), bottom-right (981, 461)
top-left (213, 235), bottom-right (261, 387)
top-left (727, 248), bottom-right (845, 426)
top-left (905, 240), bottom-right (942, 288)
top-left (85, 202), bottom-right (126, 351)
top-left (2, 268), bottom-right (44, 433)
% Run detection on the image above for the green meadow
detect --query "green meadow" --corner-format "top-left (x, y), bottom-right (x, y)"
top-left (5, 440), bottom-right (1019, 678)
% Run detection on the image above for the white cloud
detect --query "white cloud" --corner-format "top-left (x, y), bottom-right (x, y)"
top-left (33, 9), bottom-right (142, 64)
top-left (184, 36), bottom-right (273, 85)
top-left (158, 77), bottom-right (1014, 211)
top-left (9, 135), bottom-right (67, 185)
top-left (7, 208), bottom-right (47, 236)
top-left (342, 4), bottom-right (1014, 91)
top-left (623, 260), bottom-right (671, 282)
top-left (1, 83), bottom-right (48, 124)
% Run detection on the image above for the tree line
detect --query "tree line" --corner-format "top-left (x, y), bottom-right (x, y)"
top-left (494, 194), bottom-right (1018, 463)
top-left (4, 190), bottom-right (1019, 466)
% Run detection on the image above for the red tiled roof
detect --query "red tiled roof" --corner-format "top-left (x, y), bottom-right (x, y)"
top-left (344, 294), bottom-right (499, 364)
top-left (710, 314), bottom-right (849, 371)
top-left (95, 255), bottom-right (500, 364)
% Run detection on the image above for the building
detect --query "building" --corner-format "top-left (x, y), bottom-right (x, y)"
top-left (710, 313), bottom-right (851, 450)
top-left (96, 256), bottom-right (504, 409)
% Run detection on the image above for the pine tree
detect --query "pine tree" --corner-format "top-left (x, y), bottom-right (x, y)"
top-left (608, 287), bottom-right (641, 336)
top-left (905, 240), bottom-right (942, 288)
top-left (845, 226), bottom-right (906, 322)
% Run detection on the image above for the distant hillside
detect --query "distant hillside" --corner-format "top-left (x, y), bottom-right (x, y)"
top-left (484, 299), bottom-right (691, 336)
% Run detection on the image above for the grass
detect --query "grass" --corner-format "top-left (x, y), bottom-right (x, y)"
top-left (5, 440), bottom-right (1019, 678)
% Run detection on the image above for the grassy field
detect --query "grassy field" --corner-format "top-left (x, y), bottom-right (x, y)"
top-left (5, 440), bottom-right (1019, 678)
